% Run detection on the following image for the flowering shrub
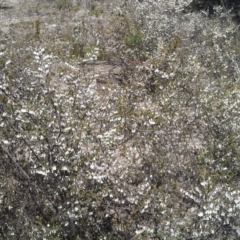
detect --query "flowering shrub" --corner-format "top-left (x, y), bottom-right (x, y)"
top-left (1, 0), bottom-right (240, 239)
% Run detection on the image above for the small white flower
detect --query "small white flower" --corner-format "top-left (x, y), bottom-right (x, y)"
top-left (52, 166), bottom-right (57, 171)
top-left (5, 60), bottom-right (11, 65)
top-left (61, 166), bottom-right (69, 171)
top-left (162, 73), bottom-right (169, 79)
top-left (28, 110), bottom-right (35, 115)
top-left (200, 181), bottom-right (208, 187)
top-left (36, 170), bottom-right (47, 176)
top-left (149, 119), bottom-right (155, 125)
top-left (135, 228), bottom-right (145, 235)
top-left (169, 72), bottom-right (175, 78)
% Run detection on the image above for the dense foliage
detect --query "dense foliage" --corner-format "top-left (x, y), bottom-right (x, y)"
top-left (1, 0), bottom-right (240, 239)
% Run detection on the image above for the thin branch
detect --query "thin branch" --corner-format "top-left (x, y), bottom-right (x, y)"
top-left (1, 145), bottom-right (30, 180)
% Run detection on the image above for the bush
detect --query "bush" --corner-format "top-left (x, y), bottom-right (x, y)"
top-left (1, 0), bottom-right (240, 239)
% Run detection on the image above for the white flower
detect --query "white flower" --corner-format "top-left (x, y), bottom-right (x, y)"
top-left (36, 170), bottom-right (47, 176)
top-left (135, 228), bottom-right (145, 235)
top-left (169, 72), bottom-right (175, 78)
top-left (200, 181), bottom-right (208, 187)
top-left (28, 110), bottom-right (35, 115)
top-left (162, 73), bottom-right (169, 79)
top-left (149, 119), bottom-right (155, 125)
top-left (52, 166), bottom-right (57, 171)
top-left (61, 166), bottom-right (69, 171)
top-left (5, 60), bottom-right (11, 65)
